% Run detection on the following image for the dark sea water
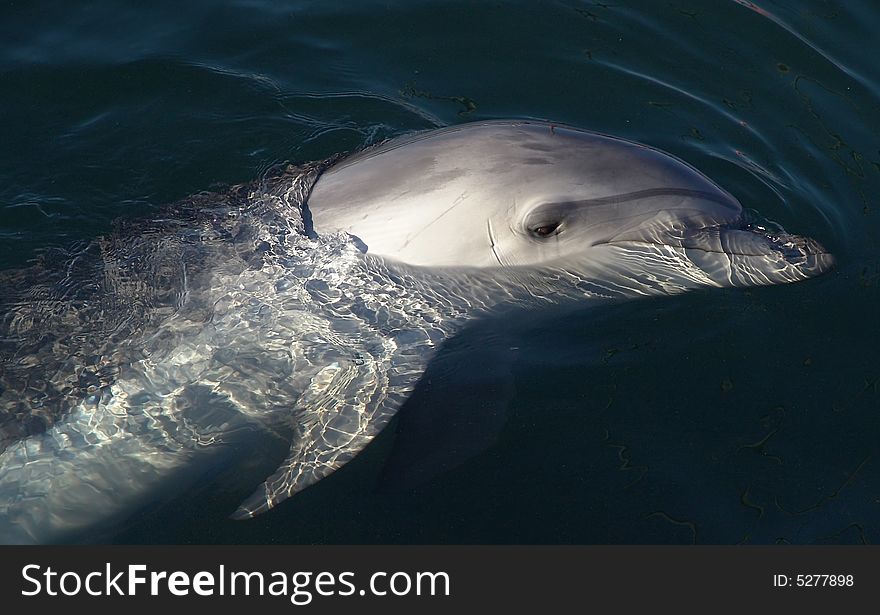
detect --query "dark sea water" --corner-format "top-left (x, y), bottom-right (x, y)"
top-left (1, 0), bottom-right (878, 544)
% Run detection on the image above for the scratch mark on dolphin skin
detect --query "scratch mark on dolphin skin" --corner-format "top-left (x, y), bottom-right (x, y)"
top-left (774, 454), bottom-right (873, 516)
top-left (644, 511), bottom-right (698, 544)
top-left (401, 191), bottom-right (469, 249)
top-left (487, 219), bottom-right (503, 267)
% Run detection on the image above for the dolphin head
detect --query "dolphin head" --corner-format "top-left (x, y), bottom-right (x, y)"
top-left (488, 178), bottom-right (834, 290)
top-left (308, 120), bottom-right (834, 294)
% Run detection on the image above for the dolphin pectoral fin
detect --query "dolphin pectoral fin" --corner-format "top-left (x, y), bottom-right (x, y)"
top-left (231, 354), bottom-right (421, 519)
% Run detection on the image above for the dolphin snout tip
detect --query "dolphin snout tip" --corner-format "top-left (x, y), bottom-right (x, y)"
top-left (772, 233), bottom-right (836, 275)
top-left (801, 243), bottom-right (836, 276)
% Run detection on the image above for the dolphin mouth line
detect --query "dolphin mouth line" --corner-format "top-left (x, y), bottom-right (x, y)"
top-left (605, 234), bottom-right (833, 257)
top-left (601, 223), bottom-right (832, 260)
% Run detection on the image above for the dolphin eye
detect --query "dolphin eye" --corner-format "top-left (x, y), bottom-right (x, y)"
top-left (530, 222), bottom-right (561, 238)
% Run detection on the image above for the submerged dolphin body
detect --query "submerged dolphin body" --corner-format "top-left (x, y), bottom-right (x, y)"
top-left (0, 120), bottom-right (833, 543)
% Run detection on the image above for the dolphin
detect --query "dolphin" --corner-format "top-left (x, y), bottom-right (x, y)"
top-left (0, 119), bottom-right (833, 543)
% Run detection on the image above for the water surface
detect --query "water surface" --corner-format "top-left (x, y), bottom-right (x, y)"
top-left (1, 0), bottom-right (878, 543)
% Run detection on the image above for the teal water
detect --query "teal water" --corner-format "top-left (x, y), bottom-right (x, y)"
top-left (1, 0), bottom-right (878, 543)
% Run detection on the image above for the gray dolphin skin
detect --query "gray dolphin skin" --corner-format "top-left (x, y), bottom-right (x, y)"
top-left (0, 120), bottom-right (833, 543)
